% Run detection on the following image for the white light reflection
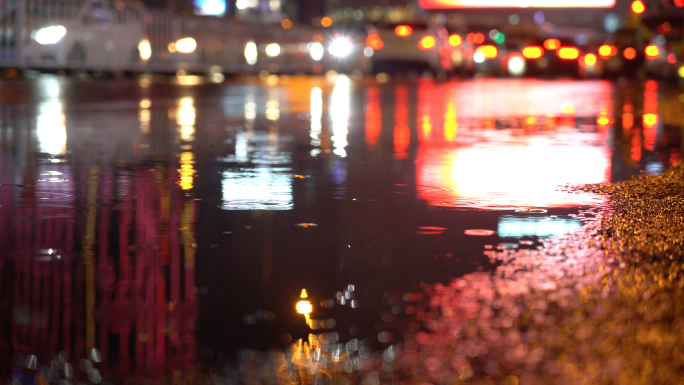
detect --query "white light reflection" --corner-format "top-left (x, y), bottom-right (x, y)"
top-left (177, 97), bottom-right (196, 141)
top-left (176, 97), bottom-right (196, 189)
top-left (139, 109), bottom-right (150, 134)
top-left (37, 101), bottom-right (66, 155)
top-left (245, 42), bottom-right (258, 65)
top-left (498, 216), bottom-right (583, 238)
top-left (310, 42), bottom-right (324, 61)
top-left (265, 100), bottom-right (280, 121)
top-left (310, 87), bottom-right (322, 149)
top-left (330, 75), bottom-right (350, 157)
top-left (222, 168), bottom-right (293, 210)
top-left (245, 95), bottom-right (257, 121)
top-left (139, 98), bottom-right (151, 134)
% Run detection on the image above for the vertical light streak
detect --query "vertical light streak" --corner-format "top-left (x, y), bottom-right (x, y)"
top-left (365, 87), bottom-right (381, 146)
top-left (330, 75), bottom-right (350, 157)
top-left (394, 86), bottom-right (410, 158)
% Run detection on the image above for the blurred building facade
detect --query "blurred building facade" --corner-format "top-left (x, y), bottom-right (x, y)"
top-left (0, 97), bottom-right (199, 381)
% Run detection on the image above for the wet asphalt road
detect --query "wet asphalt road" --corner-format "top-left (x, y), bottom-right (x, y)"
top-left (0, 74), bottom-right (681, 381)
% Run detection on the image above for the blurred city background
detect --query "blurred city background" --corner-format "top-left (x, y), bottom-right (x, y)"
top-left (0, 0), bottom-right (682, 79)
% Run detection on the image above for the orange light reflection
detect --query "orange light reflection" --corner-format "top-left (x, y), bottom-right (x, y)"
top-left (394, 86), bottom-right (411, 158)
top-left (632, 130), bottom-right (642, 162)
top-left (365, 87), bottom-right (381, 146)
top-left (643, 81), bottom-right (658, 152)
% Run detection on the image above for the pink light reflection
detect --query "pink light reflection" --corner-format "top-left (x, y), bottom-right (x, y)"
top-left (415, 80), bottom-right (612, 209)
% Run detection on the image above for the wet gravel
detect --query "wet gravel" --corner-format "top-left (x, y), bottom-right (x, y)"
top-left (381, 161), bottom-right (684, 384)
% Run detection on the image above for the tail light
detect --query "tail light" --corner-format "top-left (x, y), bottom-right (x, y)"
top-left (631, 0), bottom-right (645, 14)
top-left (418, 35), bottom-right (437, 50)
top-left (623, 47), bottom-right (637, 60)
top-left (598, 45), bottom-right (617, 58)
top-left (467, 33), bottom-right (485, 44)
top-left (366, 34), bottom-right (384, 50)
top-left (557, 47), bottom-right (579, 60)
top-left (446, 34), bottom-right (462, 47)
top-left (395, 25), bottom-right (413, 37)
top-left (522, 46), bottom-right (544, 59)
top-left (583, 53), bottom-right (597, 66)
top-left (543, 39), bottom-right (560, 50)
top-left (476, 45), bottom-right (498, 59)
top-left (645, 45), bottom-right (660, 59)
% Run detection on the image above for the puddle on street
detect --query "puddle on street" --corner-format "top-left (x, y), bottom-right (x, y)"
top-left (0, 75), bottom-right (681, 381)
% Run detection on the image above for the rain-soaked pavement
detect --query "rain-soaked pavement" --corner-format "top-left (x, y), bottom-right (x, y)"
top-left (0, 74), bottom-right (682, 384)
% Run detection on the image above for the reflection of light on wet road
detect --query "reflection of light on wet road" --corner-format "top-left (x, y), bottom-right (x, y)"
top-left (296, 288), bottom-right (312, 318)
top-left (498, 216), bottom-right (583, 237)
top-left (221, 168), bottom-right (293, 210)
top-left (643, 81), bottom-right (659, 152)
top-left (414, 80), bottom-right (612, 209)
top-left (417, 137), bottom-right (609, 208)
top-left (177, 97), bottom-right (196, 140)
top-left (179, 152), bottom-right (195, 190)
top-left (394, 86), bottom-right (410, 158)
top-left (234, 131), bottom-right (250, 163)
top-left (37, 101), bottom-right (66, 155)
top-left (265, 100), bottom-right (280, 121)
top-left (365, 87), bottom-right (381, 146)
top-left (330, 75), bottom-right (350, 157)
top-left (310, 87), bottom-right (322, 152)
top-left (177, 97), bottom-right (195, 189)
top-left (444, 102), bottom-right (457, 141)
top-left (244, 94), bottom-right (257, 122)
top-left (139, 98), bottom-right (151, 134)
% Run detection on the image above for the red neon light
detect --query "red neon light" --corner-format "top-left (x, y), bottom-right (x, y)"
top-left (418, 0), bottom-right (615, 8)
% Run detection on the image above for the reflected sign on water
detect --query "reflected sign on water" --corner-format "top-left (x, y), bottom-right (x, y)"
top-left (222, 168), bottom-right (294, 210)
top-left (498, 215), bottom-right (584, 238)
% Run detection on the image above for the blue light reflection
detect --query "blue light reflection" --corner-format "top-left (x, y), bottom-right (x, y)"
top-left (498, 215), bottom-right (583, 238)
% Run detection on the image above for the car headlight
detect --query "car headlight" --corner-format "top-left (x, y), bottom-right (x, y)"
top-left (309, 42), bottom-right (324, 61)
top-left (175, 37), bottom-right (197, 54)
top-left (265, 43), bottom-right (281, 57)
top-left (138, 39), bottom-right (151, 61)
top-left (34, 25), bottom-right (66, 45)
top-left (329, 36), bottom-right (353, 58)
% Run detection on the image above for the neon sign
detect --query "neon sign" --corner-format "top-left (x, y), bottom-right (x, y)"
top-left (419, 0), bottom-right (615, 8)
